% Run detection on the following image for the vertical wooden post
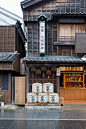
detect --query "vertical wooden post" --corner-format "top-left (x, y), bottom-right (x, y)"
top-left (55, 0), bottom-right (56, 13)
top-left (75, 0), bottom-right (76, 13)
top-left (70, 0), bottom-right (71, 13)
top-left (57, 22), bottom-right (58, 42)
top-left (37, 24), bottom-right (38, 54)
top-left (3, 27), bottom-right (4, 52)
top-left (57, 46), bottom-right (58, 55)
top-left (47, 24), bottom-right (48, 55)
top-left (85, 22), bottom-right (86, 33)
top-left (26, 24), bottom-right (28, 57)
top-left (71, 46), bottom-right (72, 56)
top-left (63, 73), bottom-right (66, 88)
top-left (84, 0), bottom-right (85, 13)
top-left (8, 71), bottom-right (11, 104)
top-left (65, 0), bottom-right (66, 13)
top-left (83, 73), bottom-right (85, 88)
top-left (32, 25), bottom-right (33, 54)
top-left (25, 65), bottom-right (29, 101)
top-left (52, 23), bottom-right (53, 55)
top-left (56, 76), bottom-right (59, 95)
top-left (79, 0), bottom-right (81, 13)
top-left (60, 0), bottom-right (61, 14)
top-left (56, 68), bottom-right (60, 95)
top-left (12, 76), bottom-right (15, 104)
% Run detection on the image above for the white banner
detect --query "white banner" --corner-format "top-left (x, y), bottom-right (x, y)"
top-left (39, 21), bottom-right (45, 53)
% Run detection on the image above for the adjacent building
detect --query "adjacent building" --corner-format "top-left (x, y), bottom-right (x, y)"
top-left (0, 7), bottom-right (26, 104)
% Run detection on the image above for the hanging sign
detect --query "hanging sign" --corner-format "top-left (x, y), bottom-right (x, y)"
top-left (56, 68), bottom-right (60, 76)
top-left (39, 21), bottom-right (45, 54)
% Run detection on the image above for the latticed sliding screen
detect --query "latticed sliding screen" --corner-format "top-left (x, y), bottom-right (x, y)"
top-left (59, 24), bottom-right (85, 42)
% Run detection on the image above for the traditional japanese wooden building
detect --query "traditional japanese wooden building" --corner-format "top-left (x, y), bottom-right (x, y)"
top-left (0, 8), bottom-right (26, 104)
top-left (21, 0), bottom-right (86, 103)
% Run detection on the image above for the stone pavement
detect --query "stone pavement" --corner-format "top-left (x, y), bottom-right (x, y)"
top-left (0, 104), bottom-right (86, 129)
top-left (0, 120), bottom-right (86, 129)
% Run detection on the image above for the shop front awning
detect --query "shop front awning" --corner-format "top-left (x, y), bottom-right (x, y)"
top-left (23, 55), bottom-right (86, 65)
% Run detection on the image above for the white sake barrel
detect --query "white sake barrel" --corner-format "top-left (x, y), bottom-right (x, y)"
top-left (27, 93), bottom-right (37, 103)
top-left (43, 83), bottom-right (54, 93)
top-left (38, 93), bottom-right (48, 103)
top-left (49, 93), bottom-right (59, 103)
top-left (32, 83), bottom-right (42, 93)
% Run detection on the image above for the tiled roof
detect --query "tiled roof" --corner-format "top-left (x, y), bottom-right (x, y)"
top-left (0, 52), bottom-right (20, 62)
top-left (23, 55), bottom-right (86, 63)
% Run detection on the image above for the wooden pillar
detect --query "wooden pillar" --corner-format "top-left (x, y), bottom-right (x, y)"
top-left (57, 22), bottom-right (58, 42)
top-left (26, 24), bottom-right (28, 57)
top-left (85, 22), bottom-right (86, 33)
top-left (25, 65), bottom-right (29, 101)
top-left (56, 68), bottom-right (60, 95)
top-left (12, 76), bottom-right (15, 105)
top-left (8, 71), bottom-right (11, 104)
top-left (56, 76), bottom-right (59, 95)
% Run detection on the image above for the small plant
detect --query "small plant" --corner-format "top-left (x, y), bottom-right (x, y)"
top-left (0, 93), bottom-right (3, 102)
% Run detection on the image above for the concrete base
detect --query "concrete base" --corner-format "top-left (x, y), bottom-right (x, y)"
top-left (25, 105), bottom-right (61, 111)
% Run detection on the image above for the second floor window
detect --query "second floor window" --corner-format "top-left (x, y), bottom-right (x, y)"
top-left (59, 24), bottom-right (85, 42)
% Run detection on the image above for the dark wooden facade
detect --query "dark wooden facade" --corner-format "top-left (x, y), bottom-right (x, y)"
top-left (27, 22), bottom-right (86, 56)
top-left (0, 21), bottom-right (26, 104)
top-left (21, 0), bottom-right (86, 56)
top-left (0, 25), bottom-right (25, 57)
top-left (21, 0), bottom-right (86, 102)
top-left (22, 0), bottom-right (86, 21)
top-left (0, 54), bottom-right (20, 104)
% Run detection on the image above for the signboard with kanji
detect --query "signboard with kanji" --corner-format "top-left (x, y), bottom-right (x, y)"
top-left (39, 21), bottom-right (45, 54)
top-left (56, 68), bottom-right (60, 76)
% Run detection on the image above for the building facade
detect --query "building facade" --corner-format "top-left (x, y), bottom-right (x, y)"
top-left (21, 0), bottom-right (86, 102)
top-left (0, 8), bottom-right (26, 104)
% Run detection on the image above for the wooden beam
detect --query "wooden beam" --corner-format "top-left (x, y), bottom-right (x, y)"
top-left (65, 0), bottom-right (66, 13)
top-left (25, 65), bottom-right (29, 101)
top-left (75, 0), bottom-right (76, 14)
top-left (37, 24), bottom-right (38, 54)
top-left (60, 0), bottom-right (61, 14)
top-left (84, 0), bottom-right (85, 13)
top-left (57, 46), bottom-right (58, 55)
top-left (32, 11), bottom-right (33, 21)
top-left (50, 1), bottom-right (52, 19)
top-left (26, 25), bottom-right (28, 57)
top-left (41, 2), bottom-right (42, 13)
top-left (8, 71), bottom-right (11, 104)
top-left (79, 0), bottom-right (81, 13)
top-left (27, 11), bottom-right (28, 21)
top-left (46, 1), bottom-right (47, 17)
top-left (7, 26), bottom-right (8, 52)
top-left (32, 25), bottom-right (33, 54)
top-left (56, 76), bottom-right (59, 94)
top-left (85, 22), bottom-right (86, 33)
top-left (71, 46), bottom-right (72, 56)
top-left (52, 23), bottom-right (53, 55)
top-left (70, 0), bottom-right (71, 13)
top-left (17, 29), bottom-right (18, 51)
top-left (47, 24), bottom-right (48, 55)
top-left (3, 27), bottom-right (4, 52)
top-left (57, 22), bottom-right (58, 42)
top-left (55, 0), bottom-right (56, 13)
top-left (62, 46), bottom-right (63, 56)
top-left (12, 76), bottom-right (15, 104)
